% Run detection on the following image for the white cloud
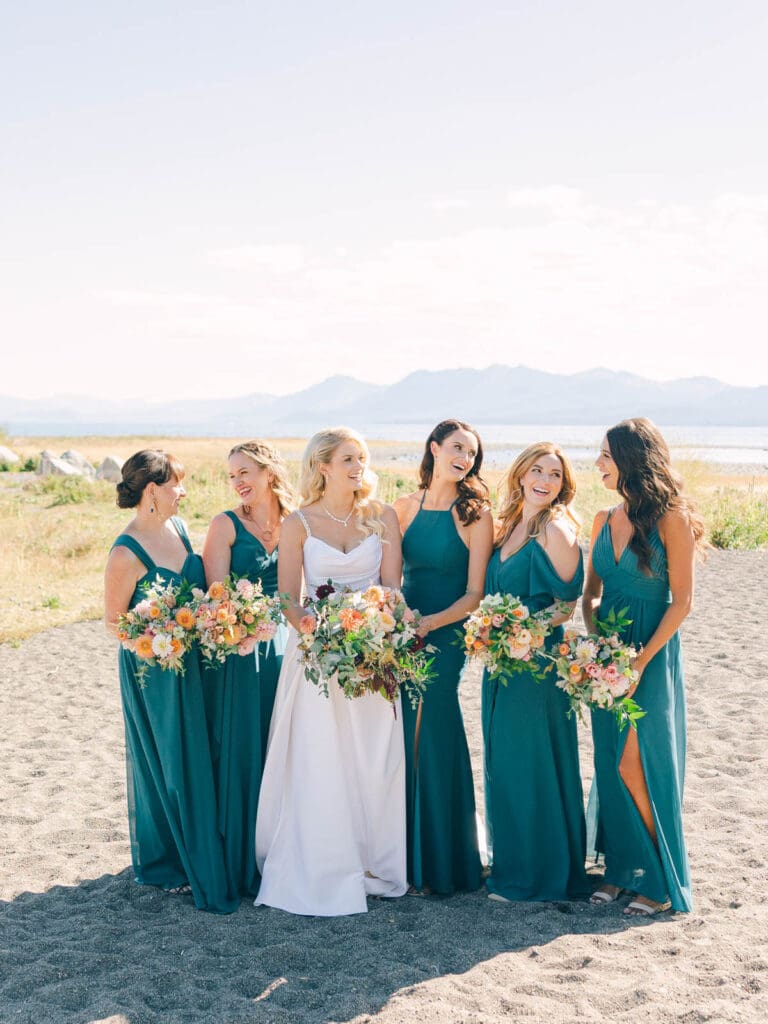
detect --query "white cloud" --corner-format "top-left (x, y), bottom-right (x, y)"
top-left (207, 244), bottom-right (306, 273)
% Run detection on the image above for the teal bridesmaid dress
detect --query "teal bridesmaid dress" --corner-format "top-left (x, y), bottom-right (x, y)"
top-left (589, 511), bottom-right (692, 912)
top-left (113, 517), bottom-right (237, 914)
top-left (205, 510), bottom-right (286, 898)
top-left (481, 541), bottom-right (590, 901)
top-left (401, 494), bottom-right (482, 894)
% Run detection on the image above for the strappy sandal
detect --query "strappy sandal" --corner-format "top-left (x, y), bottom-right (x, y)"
top-left (624, 898), bottom-right (671, 917)
top-left (406, 885), bottom-right (433, 897)
top-left (589, 885), bottom-right (624, 905)
top-left (165, 883), bottom-right (192, 896)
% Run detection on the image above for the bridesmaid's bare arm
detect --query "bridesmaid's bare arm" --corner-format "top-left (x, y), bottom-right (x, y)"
top-left (582, 510), bottom-right (608, 633)
top-left (202, 512), bottom-right (236, 587)
top-left (277, 513), bottom-right (309, 631)
top-left (104, 546), bottom-right (144, 637)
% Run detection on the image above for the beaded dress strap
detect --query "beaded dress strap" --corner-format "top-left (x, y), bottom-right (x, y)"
top-left (296, 508), bottom-right (312, 537)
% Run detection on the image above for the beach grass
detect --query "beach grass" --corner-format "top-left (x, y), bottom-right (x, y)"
top-left (0, 436), bottom-right (766, 643)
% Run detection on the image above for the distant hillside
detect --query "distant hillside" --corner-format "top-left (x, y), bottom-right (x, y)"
top-left (2, 367), bottom-right (766, 435)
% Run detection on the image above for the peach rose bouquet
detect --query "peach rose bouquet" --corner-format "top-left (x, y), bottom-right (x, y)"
top-left (547, 607), bottom-right (645, 730)
top-left (191, 576), bottom-right (281, 664)
top-left (297, 581), bottom-right (435, 710)
top-left (116, 575), bottom-right (198, 685)
top-left (462, 593), bottom-right (557, 681)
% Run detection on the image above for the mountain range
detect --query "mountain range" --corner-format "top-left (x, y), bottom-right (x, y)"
top-left (1, 367), bottom-right (766, 435)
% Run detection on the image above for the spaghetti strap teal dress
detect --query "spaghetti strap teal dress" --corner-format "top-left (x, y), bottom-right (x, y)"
top-left (481, 541), bottom-right (589, 901)
top-left (205, 510), bottom-right (286, 898)
top-left (589, 511), bottom-right (692, 912)
top-left (112, 517), bottom-right (237, 914)
top-left (401, 494), bottom-right (482, 894)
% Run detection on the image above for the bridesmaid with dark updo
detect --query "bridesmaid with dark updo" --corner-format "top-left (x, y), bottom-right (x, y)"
top-left (202, 440), bottom-right (295, 898)
top-left (104, 450), bottom-right (236, 914)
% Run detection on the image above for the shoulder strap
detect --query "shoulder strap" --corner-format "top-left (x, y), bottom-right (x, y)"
top-left (296, 508), bottom-right (311, 537)
top-left (224, 509), bottom-right (242, 534)
top-left (448, 496), bottom-right (459, 511)
top-left (171, 516), bottom-right (194, 554)
top-left (418, 489), bottom-right (428, 509)
top-left (111, 534), bottom-right (156, 572)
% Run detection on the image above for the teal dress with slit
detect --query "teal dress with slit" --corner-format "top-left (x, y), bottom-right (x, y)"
top-left (401, 494), bottom-right (482, 894)
top-left (113, 517), bottom-right (237, 914)
top-left (589, 510), bottom-right (692, 912)
top-left (205, 510), bottom-right (286, 898)
top-left (482, 540), bottom-right (590, 901)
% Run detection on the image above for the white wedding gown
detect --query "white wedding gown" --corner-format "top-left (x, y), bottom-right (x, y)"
top-left (254, 521), bottom-right (407, 916)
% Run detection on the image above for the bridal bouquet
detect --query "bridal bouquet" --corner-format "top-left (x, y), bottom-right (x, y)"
top-left (116, 576), bottom-right (197, 685)
top-left (547, 607), bottom-right (645, 729)
top-left (462, 593), bottom-right (557, 681)
top-left (191, 576), bottom-right (281, 664)
top-left (297, 582), bottom-right (435, 709)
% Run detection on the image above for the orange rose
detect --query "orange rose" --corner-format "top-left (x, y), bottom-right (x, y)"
top-left (473, 639), bottom-right (485, 651)
top-left (339, 608), bottom-right (364, 631)
top-left (208, 582), bottom-right (226, 601)
top-left (135, 636), bottom-right (154, 659)
top-left (175, 607), bottom-right (195, 629)
top-left (558, 643), bottom-right (570, 656)
top-left (222, 624), bottom-right (244, 645)
top-left (148, 605), bottom-right (162, 619)
top-left (216, 605), bottom-right (231, 624)
top-left (170, 638), bottom-right (183, 655)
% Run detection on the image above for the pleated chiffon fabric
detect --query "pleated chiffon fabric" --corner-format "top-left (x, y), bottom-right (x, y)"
top-left (113, 519), bottom-right (237, 914)
top-left (482, 540), bottom-right (590, 901)
top-left (588, 513), bottom-right (692, 912)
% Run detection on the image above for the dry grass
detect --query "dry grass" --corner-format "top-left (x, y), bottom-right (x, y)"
top-left (0, 436), bottom-right (766, 644)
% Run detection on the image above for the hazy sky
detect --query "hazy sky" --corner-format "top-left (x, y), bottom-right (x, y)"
top-left (2, 1), bottom-right (767, 399)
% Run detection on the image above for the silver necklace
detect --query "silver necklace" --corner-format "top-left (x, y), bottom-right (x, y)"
top-left (322, 503), bottom-right (355, 527)
top-left (242, 505), bottom-right (276, 540)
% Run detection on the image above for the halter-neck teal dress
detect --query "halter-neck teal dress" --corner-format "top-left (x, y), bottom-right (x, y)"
top-left (205, 510), bottom-right (286, 899)
top-left (589, 510), bottom-right (692, 912)
top-left (401, 493), bottom-right (482, 894)
top-left (112, 517), bottom-right (236, 914)
top-left (482, 540), bottom-right (589, 901)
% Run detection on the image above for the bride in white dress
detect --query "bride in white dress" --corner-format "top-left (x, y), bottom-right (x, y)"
top-left (255, 427), bottom-right (408, 915)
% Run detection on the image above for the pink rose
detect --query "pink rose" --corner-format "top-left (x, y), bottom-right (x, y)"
top-left (253, 621), bottom-right (277, 642)
top-left (298, 615), bottom-right (316, 635)
top-left (585, 663), bottom-right (601, 679)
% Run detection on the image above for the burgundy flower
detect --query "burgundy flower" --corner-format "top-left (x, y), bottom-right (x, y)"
top-left (315, 582), bottom-right (336, 600)
top-left (410, 635), bottom-right (425, 652)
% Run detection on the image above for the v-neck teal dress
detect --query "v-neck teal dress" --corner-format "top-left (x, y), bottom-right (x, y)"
top-left (589, 511), bottom-right (692, 912)
top-left (401, 495), bottom-right (482, 894)
top-left (205, 510), bottom-right (286, 898)
top-left (112, 517), bottom-right (236, 914)
top-left (482, 540), bottom-right (589, 901)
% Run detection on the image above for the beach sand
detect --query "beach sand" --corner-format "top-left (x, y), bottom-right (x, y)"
top-left (1, 550), bottom-right (767, 1023)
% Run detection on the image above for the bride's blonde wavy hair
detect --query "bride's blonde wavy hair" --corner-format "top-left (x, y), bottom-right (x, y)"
top-left (496, 441), bottom-right (580, 548)
top-left (228, 440), bottom-right (296, 518)
top-left (299, 427), bottom-right (387, 538)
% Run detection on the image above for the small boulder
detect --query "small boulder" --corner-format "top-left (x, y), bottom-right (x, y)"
top-left (0, 445), bottom-right (20, 466)
top-left (39, 450), bottom-right (83, 477)
top-left (60, 449), bottom-right (96, 478)
top-left (97, 455), bottom-right (124, 482)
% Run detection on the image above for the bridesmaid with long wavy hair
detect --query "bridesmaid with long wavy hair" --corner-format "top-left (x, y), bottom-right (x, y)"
top-left (202, 440), bottom-right (295, 898)
top-left (482, 441), bottom-right (590, 902)
top-left (394, 419), bottom-right (493, 895)
top-left (583, 418), bottom-right (705, 916)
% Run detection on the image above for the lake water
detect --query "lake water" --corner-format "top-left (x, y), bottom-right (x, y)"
top-left (363, 424), bottom-right (768, 468)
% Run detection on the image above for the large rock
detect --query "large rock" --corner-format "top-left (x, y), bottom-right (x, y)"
top-left (0, 445), bottom-right (20, 465)
top-left (96, 455), bottom-right (124, 482)
top-left (39, 450), bottom-right (85, 477)
top-left (60, 449), bottom-right (96, 478)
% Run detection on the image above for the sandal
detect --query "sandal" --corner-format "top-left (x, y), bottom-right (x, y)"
top-left (406, 885), bottom-right (433, 897)
top-left (589, 885), bottom-right (624, 905)
top-left (624, 898), bottom-right (671, 917)
top-left (165, 883), bottom-right (192, 896)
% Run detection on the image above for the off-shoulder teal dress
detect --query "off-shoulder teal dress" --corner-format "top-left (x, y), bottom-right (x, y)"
top-left (205, 510), bottom-right (287, 898)
top-left (113, 517), bottom-right (236, 914)
top-left (589, 510), bottom-right (692, 912)
top-left (401, 494), bottom-right (482, 894)
top-left (481, 540), bottom-right (590, 901)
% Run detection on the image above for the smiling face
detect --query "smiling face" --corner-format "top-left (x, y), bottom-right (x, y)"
top-left (430, 428), bottom-right (478, 483)
top-left (519, 453), bottom-right (564, 508)
top-left (595, 436), bottom-right (619, 491)
top-left (148, 474), bottom-right (186, 517)
top-left (320, 440), bottom-right (366, 496)
top-left (228, 452), bottom-right (272, 507)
